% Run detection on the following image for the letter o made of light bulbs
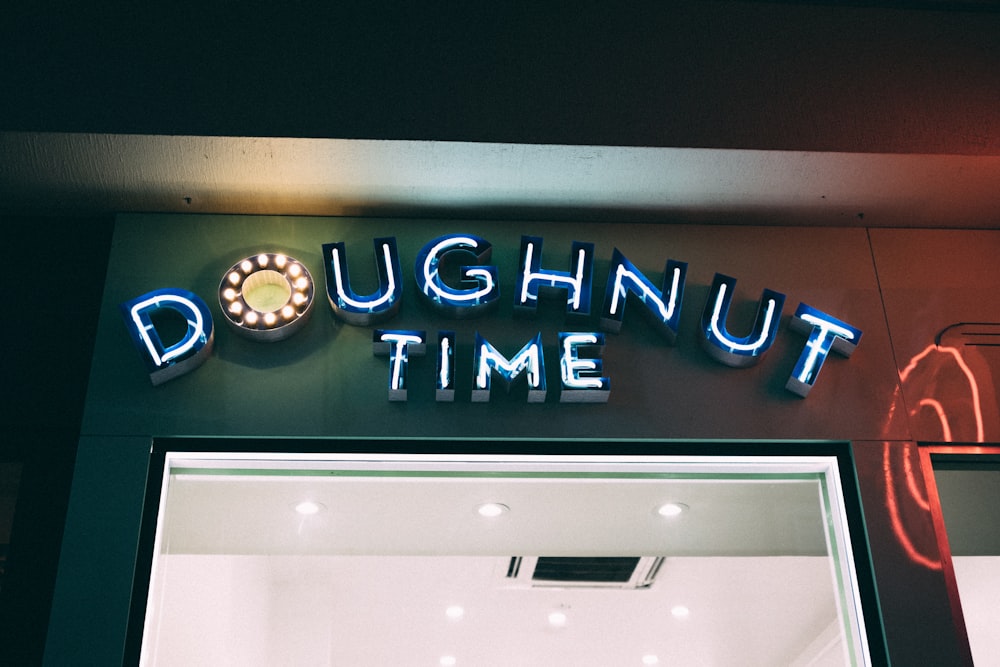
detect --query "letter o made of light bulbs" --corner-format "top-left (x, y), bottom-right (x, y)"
top-left (219, 253), bottom-right (315, 342)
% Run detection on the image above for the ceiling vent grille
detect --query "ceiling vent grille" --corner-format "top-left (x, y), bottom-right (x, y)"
top-left (501, 556), bottom-right (664, 589)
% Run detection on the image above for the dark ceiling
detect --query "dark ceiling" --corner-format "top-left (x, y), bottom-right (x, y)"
top-left (3, 1), bottom-right (999, 154)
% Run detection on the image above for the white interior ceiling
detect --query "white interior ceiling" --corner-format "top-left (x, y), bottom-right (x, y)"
top-left (159, 476), bottom-right (829, 557)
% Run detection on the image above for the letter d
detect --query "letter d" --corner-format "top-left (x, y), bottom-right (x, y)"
top-left (120, 288), bottom-right (214, 385)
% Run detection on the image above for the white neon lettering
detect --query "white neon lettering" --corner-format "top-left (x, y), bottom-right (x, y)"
top-left (332, 243), bottom-right (397, 309)
top-left (476, 343), bottom-right (541, 389)
top-left (380, 333), bottom-right (423, 390)
top-left (561, 333), bottom-right (603, 389)
top-left (801, 313), bottom-right (855, 341)
top-left (519, 243), bottom-right (587, 309)
top-left (784, 304), bottom-right (860, 397)
top-left (609, 264), bottom-right (681, 319)
top-left (422, 237), bottom-right (496, 302)
top-left (124, 236), bottom-right (866, 400)
top-left (463, 267), bottom-right (494, 286)
top-left (795, 315), bottom-right (855, 382)
top-left (575, 248), bottom-right (586, 309)
top-left (709, 283), bottom-right (777, 352)
top-left (439, 336), bottom-right (451, 388)
top-left (796, 336), bottom-right (826, 383)
top-left (130, 295), bottom-right (205, 367)
top-left (518, 242), bottom-right (536, 304)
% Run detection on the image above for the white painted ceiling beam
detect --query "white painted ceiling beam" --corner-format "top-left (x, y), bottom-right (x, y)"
top-left (2, 132), bottom-right (999, 227)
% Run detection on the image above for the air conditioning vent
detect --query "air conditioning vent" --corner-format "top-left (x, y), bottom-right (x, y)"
top-left (501, 556), bottom-right (664, 589)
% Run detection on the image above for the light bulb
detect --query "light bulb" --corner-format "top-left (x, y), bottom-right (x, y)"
top-left (548, 611), bottom-right (568, 627)
top-left (657, 502), bottom-right (687, 517)
top-left (477, 503), bottom-right (509, 517)
top-left (294, 501), bottom-right (323, 515)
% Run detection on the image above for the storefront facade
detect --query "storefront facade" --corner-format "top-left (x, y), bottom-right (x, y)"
top-left (4, 1), bottom-right (1000, 662)
top-left (33, 213), bottom-right (1000, 665)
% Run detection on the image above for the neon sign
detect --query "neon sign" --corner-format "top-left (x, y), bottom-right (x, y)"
top-left (473, 331), bottom-right (547, 403)
top-left (121, 233), bottom-right (862, 400)
top-left (514, 236), bottom-right (594, 317)
top-left (436, 331), bottom-right (456, 401)
top-left (601, 249), bottom-right (686, 344)
top-left (323, 238), bottom-right (401, 325)
top-left (373, 329), bottom-right (426, 401)
top-left (218, 253), bottom-right (315, 342)
top-left (414, 235), bottom-right (500, 318)
top-left (785, 304), bottom-right (863, 397)
top-left (120, 288), bottom-right (214, 386)
top-left (701, 274), bottom-right (785, 368)
top-left (559, 332), bottom-right (611, 402)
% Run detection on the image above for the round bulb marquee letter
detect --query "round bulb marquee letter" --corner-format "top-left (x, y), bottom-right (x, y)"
top-left (218, 253), bottom-right (315, 342)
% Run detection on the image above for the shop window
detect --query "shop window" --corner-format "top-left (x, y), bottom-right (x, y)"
top-left (921, 446), bottom-right (1000, 666)
top-left (128, 443), bottom-right (883, 666)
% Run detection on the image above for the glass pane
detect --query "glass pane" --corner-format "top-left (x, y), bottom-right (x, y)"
top-left (931, 461), bottom-right (1000, 664)
top-left (138, 454), bottom-right (873, 666)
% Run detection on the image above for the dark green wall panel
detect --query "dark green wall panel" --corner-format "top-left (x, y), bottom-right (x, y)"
top-left (82, 215), bottom-right (906, 441)
top-left (43, 436), bottom-right (150, 667)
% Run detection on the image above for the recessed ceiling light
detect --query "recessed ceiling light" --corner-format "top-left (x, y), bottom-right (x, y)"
top-left (642, 655), bottom-right (660, 665)
top-left (445, 605), bottom-right (465, 620)
top-left (656, 502), bottom-right (688, 517)
top-left (548, 610), bottom-right (568, 627)
top-left (293, 500), bottom-right (324, 515)
top-left (439, 656), bottom-right (457, 666)
top-left (477, 502), bottom-right (509, 517)
top-left (671, 605), bottom-right (691, 619)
